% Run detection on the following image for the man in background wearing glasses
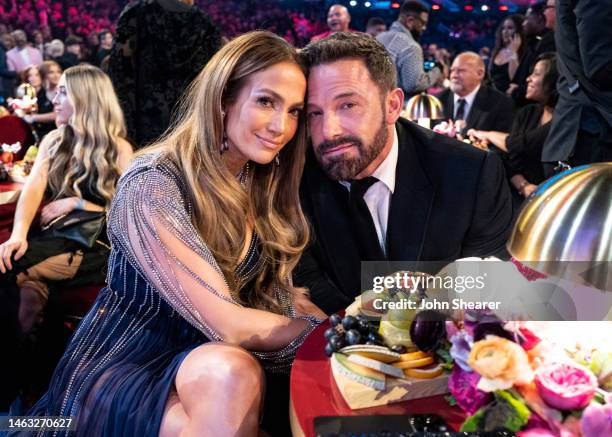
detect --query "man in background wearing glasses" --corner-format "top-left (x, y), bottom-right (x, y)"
top-left (377, 1), bottom-right (443, 98)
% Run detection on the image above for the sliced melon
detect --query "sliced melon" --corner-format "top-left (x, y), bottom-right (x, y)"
top-left (331, 353), bottom-right (386, 390)
top-left (346, 354), bottom-right (405, 378)
top-left (392, 356), bottom-right (435, 369)
top-left (340, 345), bottom-right (401, 363)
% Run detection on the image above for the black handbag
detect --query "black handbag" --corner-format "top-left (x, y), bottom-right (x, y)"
top-left (42, 210), bottom-right (106, 248)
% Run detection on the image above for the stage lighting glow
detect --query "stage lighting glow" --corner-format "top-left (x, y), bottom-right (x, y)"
top-left (349, 0), bottom-right (357, 5)
top-left (364, 1), bottom-right (371, 7)
top-left (481, 5), bottom-right (489, 11)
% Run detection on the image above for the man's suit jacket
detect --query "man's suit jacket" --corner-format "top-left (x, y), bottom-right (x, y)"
top-left (436, 85), bottom-right (515, 133)
top-left (6, 46), bottom-right (43, 72)
top-left (294, 118), bottom-right (515, 314)
top-left (543, 0), bottom-right (612, 166)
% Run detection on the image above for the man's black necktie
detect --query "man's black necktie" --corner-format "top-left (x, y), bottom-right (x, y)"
top-left (347, 177), bottom-right (385, 260)
top-left (454, 98), bottom-right (466, 121)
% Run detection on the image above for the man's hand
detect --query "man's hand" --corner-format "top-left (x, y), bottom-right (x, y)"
top-left (40, 197), bottom-right (78, 226)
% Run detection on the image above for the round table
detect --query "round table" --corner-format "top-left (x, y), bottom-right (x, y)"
top-left (289, 321), bottom-right (465, 437)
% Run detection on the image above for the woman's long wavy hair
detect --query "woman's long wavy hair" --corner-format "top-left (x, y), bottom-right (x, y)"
top-left (144, 31), bottom-right (310, 313)
top-left (46, 65), bottom-right (126, 207)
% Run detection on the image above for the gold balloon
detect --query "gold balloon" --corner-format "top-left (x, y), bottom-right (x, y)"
top-left (508, 163), bottom-right (612, 290)
top-left (402, 92), bottom-right (444, 121)
top-left (15, 83), bottom-right (37, 100)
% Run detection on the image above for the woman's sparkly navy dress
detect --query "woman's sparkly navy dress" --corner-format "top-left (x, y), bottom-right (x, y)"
top-left (12, 153), bottom-right (318, 436)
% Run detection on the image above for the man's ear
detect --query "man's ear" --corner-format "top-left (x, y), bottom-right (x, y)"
top-left (385, 87), bottom-right (404, 124)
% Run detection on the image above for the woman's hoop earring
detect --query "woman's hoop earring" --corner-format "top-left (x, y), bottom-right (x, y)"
top-left (220, 137), bottom-right (229, 154)
top-left (220, 111), bottom-right (229, 154)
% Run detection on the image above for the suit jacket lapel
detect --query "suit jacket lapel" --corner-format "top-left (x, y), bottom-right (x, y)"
top-left (387, 121), bottom-right (436, 261)
top-left (466, 87), bottom-right (484, 129)
top-left (444, 91), bottom-right (454, 120)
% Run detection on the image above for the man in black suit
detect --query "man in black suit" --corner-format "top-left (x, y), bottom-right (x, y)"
top-left (542, 0), bottom-right (612, 176)
top-left (295, 33), bottom-right (515, 314)
top-left (436, 52), bottom-right (514, 134)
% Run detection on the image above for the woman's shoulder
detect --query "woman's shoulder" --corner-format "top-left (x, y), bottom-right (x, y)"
top-left (118, 151), bottom-right (186, 195)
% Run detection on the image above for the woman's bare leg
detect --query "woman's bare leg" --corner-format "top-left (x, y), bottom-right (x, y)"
top-left (159, 343), bottom-right (265, 437)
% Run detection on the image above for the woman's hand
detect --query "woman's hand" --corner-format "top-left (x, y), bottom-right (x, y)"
top-left (0, 236), bottom-right (28, 273)
top-left (509, 34), bottom-right (522, 55)
top-left (40, 197), bottom-right (78, 226)
top-left (521, 183), bottom-right (538, 198)
top-left (506, 83), bottom-right (519, 96)
top-left (467, 129), bottom-right (489, 146)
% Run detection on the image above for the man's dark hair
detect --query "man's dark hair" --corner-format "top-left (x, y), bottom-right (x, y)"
top-left (529, 2), bottom-right (546, 20)
top-left (399, 1), bottom-right (429, 18)
top-left (65, 35), bottom-right (82, 47)
top-left (300, 31), bottom-right (397, 92)
top-left (99, 30), bottom-right (112, 40)
top-left (367, 17), bottom-right (386, 28)
top-left (536, 52), bottom-right (559, 107)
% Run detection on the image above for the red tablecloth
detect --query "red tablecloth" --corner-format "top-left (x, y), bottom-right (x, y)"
top-left (0, 115), bottom-right (36, 160)
top-left (290, 321), bottom-right (465, 437)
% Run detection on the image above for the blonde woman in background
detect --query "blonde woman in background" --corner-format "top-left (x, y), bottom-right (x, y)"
top-left (0, 64), bottom-right (132, 336)
top-left (14, 31), bottom-right (324, 437)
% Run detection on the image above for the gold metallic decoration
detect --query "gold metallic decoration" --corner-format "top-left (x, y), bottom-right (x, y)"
top-left (401, 92), bottom-right (444, 122)
top-left (15, 83), bottom-right (37, 100)
top-left (508, 163), bottom-right (612, 290)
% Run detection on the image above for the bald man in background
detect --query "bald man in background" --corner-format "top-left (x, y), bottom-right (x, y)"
top-left (436, 51), bottom-right (515, 134)
top-left (311, 4), bottom-right (354, 42)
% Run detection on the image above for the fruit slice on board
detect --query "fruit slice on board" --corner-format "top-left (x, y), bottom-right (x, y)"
top-left (331, 353), bottom-right (386, 390)
top-left (392, 356), bottom-right (435, 369)
top-left (339, 345), bottom-right (401, 363)
top-left (346, 354), bottom-right (405, 379)
top-left (398, 350), bottom-right (431, 361)
top-left (403, 363), bottom-right (444, 379)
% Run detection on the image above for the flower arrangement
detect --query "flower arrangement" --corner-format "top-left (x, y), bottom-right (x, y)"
top-left (444, 313), bottom-right (611, 436)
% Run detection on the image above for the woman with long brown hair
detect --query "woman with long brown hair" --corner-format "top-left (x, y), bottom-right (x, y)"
top-left (16, 31), bottom-right (324, 436)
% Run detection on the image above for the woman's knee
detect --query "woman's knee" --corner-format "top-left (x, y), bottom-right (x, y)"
top-left (176, 343), bottom-right (264, 399)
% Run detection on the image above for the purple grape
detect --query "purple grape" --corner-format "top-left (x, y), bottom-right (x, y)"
top-left (345, 329), bottom-right (362, 345)
top-left (324, 327), bottom-right (337, 340)
top-left (329, 335), bottom-right (345, 351)
top-left (342, 315), bottom-right (358, 330)
top-left (329, 314), bottom-right (342, 327)
top-left (324, 343), bottom-right (335, 357)
top-left (357, 319), bottom-right (371, 333)
top-left (367, 331), bottom-right (383, 343)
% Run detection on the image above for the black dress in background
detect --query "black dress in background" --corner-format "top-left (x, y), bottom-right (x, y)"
top-left (33, 88), bottom-right (55, 141)
top-left (108, 0), bottom-right (222, 149)
top-left (489, 62), bottom-right (511, 94)
top-left (504, 103), bottom-right (549, 184)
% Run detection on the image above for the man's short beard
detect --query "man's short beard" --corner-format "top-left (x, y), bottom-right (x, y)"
top-left (314, 116), bottom-right (389, 181)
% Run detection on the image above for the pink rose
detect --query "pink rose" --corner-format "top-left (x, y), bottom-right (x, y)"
top-left (535, 362), bottom-right (598, 410)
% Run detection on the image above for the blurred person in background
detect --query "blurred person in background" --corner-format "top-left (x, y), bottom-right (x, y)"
top-left (488, 15), bottom-right (529, 97)
top-left (311, 4), bottom-right (353, 42)
top-left (470, 53), bottom-right (558, 200)
top-left (20, 61), bottom-right (62, 139)
top-left (6, 30), bottom-right (43, 72)
top-left (365, 16), bottom-right (387, 38)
